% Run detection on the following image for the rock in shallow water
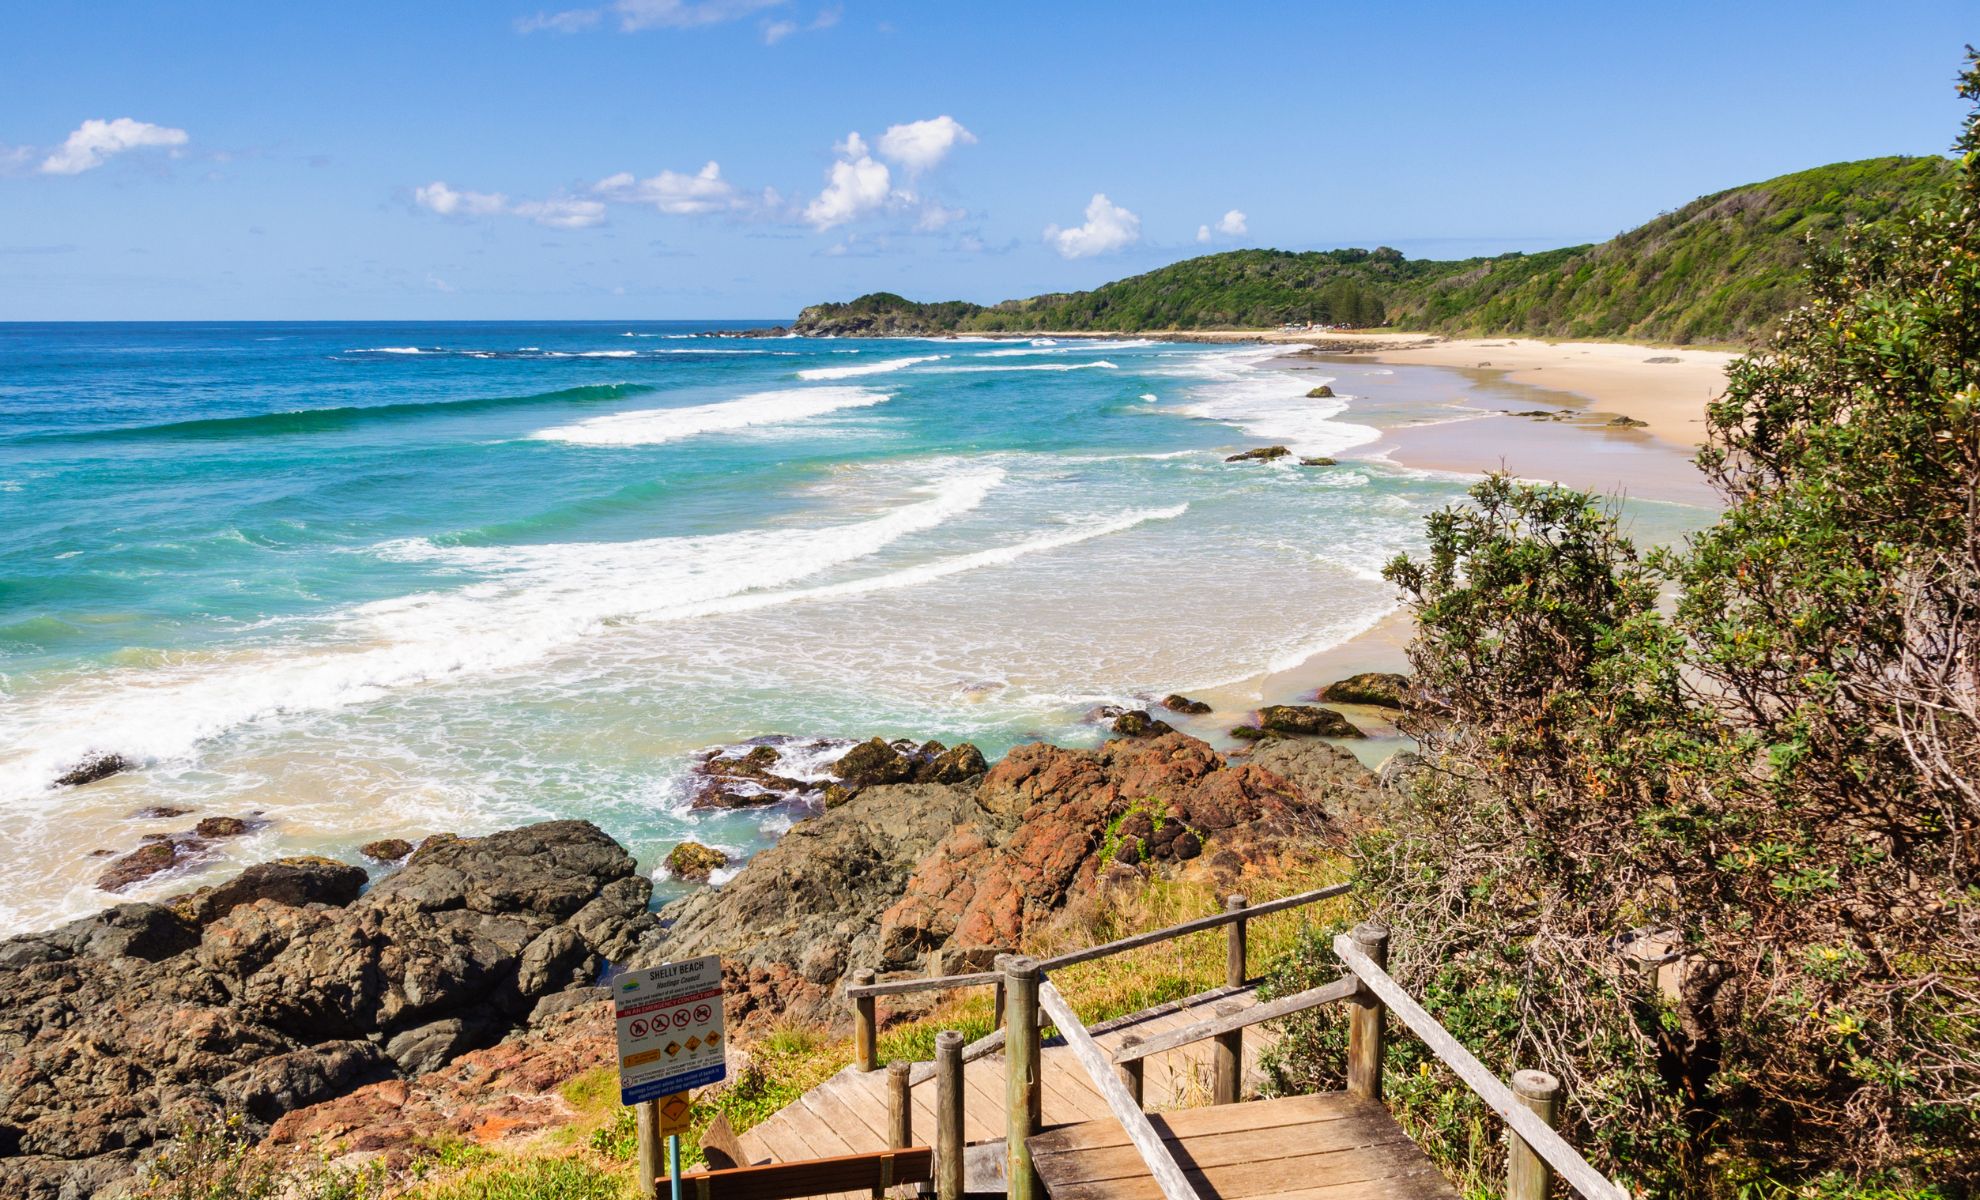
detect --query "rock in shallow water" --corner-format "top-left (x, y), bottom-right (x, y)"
top-left (1224, 445), bottom-right (1290, 462)
top-left (54, 753), bottom-right (130, 788)
top-left (360, 838), bottom-right (415, 862)
top-left (664, 841), bottom-right (730, 883)
top-left (1317, 671), bottom-right (1411, 709)
top-left (1161, 693), bottom-right (1212, 714)
top-left (1257, 704), bottom-right (1365, 738)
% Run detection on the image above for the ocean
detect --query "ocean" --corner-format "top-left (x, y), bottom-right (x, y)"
top-left (0, 321), bottom-right (1704, 934)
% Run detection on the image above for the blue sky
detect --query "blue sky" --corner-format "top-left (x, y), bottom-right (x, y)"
top-left (2, 1), bottom-right (1973, 320)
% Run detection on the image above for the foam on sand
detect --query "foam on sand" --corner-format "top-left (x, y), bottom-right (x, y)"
top-left (1166, 348), bottom-right (1379, 457)
top-left (531, 386), bottom-right (890, 446)
top-left (796, 354), bottom-right (946, 380)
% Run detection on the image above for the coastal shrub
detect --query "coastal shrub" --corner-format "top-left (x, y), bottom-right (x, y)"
top-left (137, 1114), bottom-right (389, 1200)
top-left (1280, 49), bottom-right (1980, 1198)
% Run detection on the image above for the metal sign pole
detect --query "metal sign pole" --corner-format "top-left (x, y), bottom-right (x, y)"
top-left (668, 1133), bottom-right (682, 1200)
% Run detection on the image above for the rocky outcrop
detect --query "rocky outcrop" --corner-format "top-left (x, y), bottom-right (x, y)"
top-left (1257, 704), bottom-right (1365, 738)
top-left (360, 838), bottom-right (415, 862)
top-left (664, 842), bottom-right (729, 883)
top-left (0, 821), bottom-right (655, 1199)
top-left (54, 753), bottom-right (129, 788)
top-left (1306, 385), bottom-right (1336, 398)
top-left (1111, 710), bottom-right (1174, 738)
top-left (1224, 446), bottom-right (1290, 462)
top-left (629, 731), bottom-right (1365, 1033)
top-left (1299, 456), bottom-right (1338, 467)
top-left (1317, 672), bottom-right (1411, 709)
top-left (1161, 694), bottom-right (1212, 715)
top-left (1238, 739), bottom-right (1384, 830)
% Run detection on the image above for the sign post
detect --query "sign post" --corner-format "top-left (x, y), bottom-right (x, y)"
top-left (616, 955), bottom-right (726, 1200)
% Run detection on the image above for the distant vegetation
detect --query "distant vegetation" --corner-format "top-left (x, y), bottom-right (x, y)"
top-left (794, 156), bottom-right (1952, 345)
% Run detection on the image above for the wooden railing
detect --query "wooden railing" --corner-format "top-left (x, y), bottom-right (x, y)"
top-left (844, 883), bottom-right (1352, 1071)
top-left (861, 904), bottom-right (1628, 1200)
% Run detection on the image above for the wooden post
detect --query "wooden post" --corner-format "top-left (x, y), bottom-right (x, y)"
top-left (1345, 919), bottom-right (1390, 1101)
top-left (1116, 1034), bottom-right (1145, 1108)
top-left (852, 968), bottom-right (878, 1072)
top-left (1211, 999), bottom-right (1243, 1105)
top-left (993, 978), bottom-right (1006, 1027)
top-left (935, 1031), bottom-right (965, 1200)
top-left (1000, 954), bottom-right (1042, 1200)
top-left (1507, 1069), bottom-right (1561, 1200)
top-left (887, 1059), bottom-right (913, 1147)
top-left (1225, 894), bottom-right (1248, 989)
top-left (634, 1099), bottom-right (662, 1200)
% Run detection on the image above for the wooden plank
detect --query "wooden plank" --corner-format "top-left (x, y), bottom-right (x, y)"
top-left (846, 970), bottom-right (1001, 999)
top-left (1042, 885), bottom-right (1349, 971)
top-left (1117, 978), bottom-right (1359, 1063)
top-left (1035, 981), bottom-right (1200, 1200)
top-left (1030, 1111), bottom-right (1409, 1185)
top-left (1042, 1157), bottom-right (1458, 1200)
top-left (1029, 1094), bottom-right (1368, 1155)
top-left (798, 1087), bottom-right (886, 1153)
top-left (1035, 1136), bottom-right (1435, 1200)
top-left (1332, 934), bottom-right (1626, 1200)
top-left (765, 1103), bottom-right (850, 1163)
top-left (673, 1147), bottom-right (933, 1200)
top-left (747, 1114), bottom-right (818, 1168)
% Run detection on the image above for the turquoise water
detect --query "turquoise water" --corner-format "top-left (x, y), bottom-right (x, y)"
top-left (0, 322), bottom-right (1704, 932)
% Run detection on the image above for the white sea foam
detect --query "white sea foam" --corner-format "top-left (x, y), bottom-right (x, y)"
top-left (930, 360), bottom-right (1118, 373)
top-left (796, 354), bottom-right (945, 381)
top-left (0, 469), bottom-right (1006, 801)
top-left (1164, 348), bottom-right (1379, 457)
top-left (530, 386), bottom-right (889, 446)
top-left (352, 346), bottom-right (427, 354)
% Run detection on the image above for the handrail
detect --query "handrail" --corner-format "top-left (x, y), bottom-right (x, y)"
top-left (1036, 978), bottom-right (1201, 1200)
top-left (1332, 933), bottom-right (1629, 1200)
top-left (845, 883), bottom-right (1349, 999)
top-left (1113, 974), bottom-right (1359, 1063)
top-left (903, 978), bottom-right (1258, 1086)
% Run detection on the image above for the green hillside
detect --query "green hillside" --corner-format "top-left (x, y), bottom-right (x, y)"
top-left (793, 156), bottom-right (1953, 345)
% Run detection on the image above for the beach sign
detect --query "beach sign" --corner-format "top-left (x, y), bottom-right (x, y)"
top-left (616, 954), bottom-right (727, 1106)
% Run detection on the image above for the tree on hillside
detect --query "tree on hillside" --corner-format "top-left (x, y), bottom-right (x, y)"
top-left (1268, 49), bottom-right (1980, 1197)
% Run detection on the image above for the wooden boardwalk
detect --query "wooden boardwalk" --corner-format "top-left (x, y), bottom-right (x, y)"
top-left (737, 986), bottom-right (1277, 1175)
top-left (1029, 1093), bottom-right (1457, 1200)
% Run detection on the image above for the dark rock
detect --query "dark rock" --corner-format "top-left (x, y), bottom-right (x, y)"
top-left (1117, 812), bottom-right (1155, 843)
top-left (1607, 415), bottom-right (1650, 428)
top-left (1224, 445), bottom-right (1290, 462)
top-left (916, 742), bottom-right (988, 784)
top-left (1643, 356), bottom-right (1680, 364)
top-left (95, 839), bottom-right (197, 893)
top-left (1161, 694), bottom-right (1212, 715)
top-left (820, 783), bottom-right (857, 809)
top-left (194, 816), bottom-right (251, 839)
top-left (0, 819), bottom-right (661, 1198)
top-left (691, 783), bottom-right (783, 810)
top-left (1317, 672), bottom-right (1411, 709)
top-left (1111, 710), bottom-right (1174, 738)
top-left (832, 737), bottom-right (916, 788)
top-left (360, 838), bottom-right (415, 862)
top-left (1306, 385), bottom-right (1336, 398)
top-left (664, 842), bottom-right (730, 883)
top-left (130, 805), bottom-right (192, 820)
top-left (1228, 724), bottom-right (1276, 741)
top-left (1113, 837), bottom-right (1143, 865)
top-left (1257, 704), bottom-right (1365, 738)
top-left (1089, 704), bottom-right (1128, 722)
top-left (54, 753), bottom-right (129, 788)
top-left (1299, 456), bottom-right (1338, 467)
top-left (1172, 829), bottom-right (1204, 860)
top-left (1243, 740), bottom-right (1385, 830)
top-left (169, 856), bottom-right (368, 927)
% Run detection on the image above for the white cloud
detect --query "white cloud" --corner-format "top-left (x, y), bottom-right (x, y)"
top-left (1196, 225), bottom-right (1212, 244)
top-left (595, 161), bottom-right (743, 215)
top-left (1216, 209), bottom-right (1248, 236)
top-left (515, 8), bottom-right (601, 32)
top-left (876, 115), bottom-right (976, 174)
top-left (518, 0), bottom-right (782, 33)
top-left (804, 134), bottom-right (896, 229)
top-left (1045, 193), bottom-right (1141, 259)
top-left (915, 202), bottom-right (966, 232)
top-left (512, 197), bottom-right (608, 229)
top-left (613, 0), bottom-right (783, 30)
top-left (415, 181), bottom-right (604, 228)
top-left (415, 181), bottom-right (509, 216)
top-left (39, 118), bottom-right (188, 175)
top-left (761, 18), bottom-right (797, 42)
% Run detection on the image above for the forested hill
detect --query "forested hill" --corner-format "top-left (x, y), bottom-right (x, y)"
top-left (793, 156), bottom-right (1952, 345)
